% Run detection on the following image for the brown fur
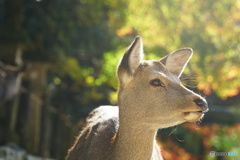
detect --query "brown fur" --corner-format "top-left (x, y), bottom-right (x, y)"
top-left (66, 36), bottom-right (208, 160)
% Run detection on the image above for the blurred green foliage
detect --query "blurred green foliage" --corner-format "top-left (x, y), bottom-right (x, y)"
top-left (20, 0), bottom-right (240, 120)
top-left (20, 0), bottom-right (127, 61)
top-left (121, 0), bottom-right (240, 99)
top-left (158, 124), bottom-right (240, 160)
top-left (2, 0), bottom-right (240, 126)
top-left (206, 126), bottom-right (240, 160)
top-left (211, 128), bottom-right (240, 152)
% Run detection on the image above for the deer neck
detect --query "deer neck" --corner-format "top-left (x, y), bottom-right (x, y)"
top-left (112, 113), bottom-right (157, 160)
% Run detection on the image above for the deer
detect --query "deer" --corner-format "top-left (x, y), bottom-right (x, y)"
top-left (0, 62), bottom-right (27, 102)
top-left (66, 36), bottom-right (208, 160)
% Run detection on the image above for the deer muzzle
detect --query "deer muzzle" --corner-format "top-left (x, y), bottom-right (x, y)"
top-left (183, 98), bottom-right (208, 122)
top-left (194, 98), bottom-right (208, 112)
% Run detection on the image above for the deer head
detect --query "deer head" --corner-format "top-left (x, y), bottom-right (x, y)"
top-left (117, 36), bottom-right (208, 129)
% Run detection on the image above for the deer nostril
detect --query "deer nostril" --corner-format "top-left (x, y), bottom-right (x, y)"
top-left (194, 99), bottom-right (204, 106)
top-left (194, 98), bottom-right (208, 111)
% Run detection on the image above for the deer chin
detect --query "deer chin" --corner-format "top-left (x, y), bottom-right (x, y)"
top-left (183, 111), bottom-right (204, 122)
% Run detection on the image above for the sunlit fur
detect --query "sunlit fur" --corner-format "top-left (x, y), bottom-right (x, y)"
top-left (66, 37), bottom-right (208, 160)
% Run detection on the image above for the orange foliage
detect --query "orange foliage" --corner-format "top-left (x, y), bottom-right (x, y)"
top-left (197, 83), bottom-right (212, 95)
top-left (158, 123), bottom-right (240, 160)
top-left (158, 139), bottom-right (195, 160)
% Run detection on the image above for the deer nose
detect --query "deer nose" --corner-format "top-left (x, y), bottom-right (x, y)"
top-left (194, 98), bottom-right (208, 112)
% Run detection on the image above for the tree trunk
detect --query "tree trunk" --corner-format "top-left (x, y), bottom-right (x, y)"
top-left (25, 62), bottom-right (50, 155)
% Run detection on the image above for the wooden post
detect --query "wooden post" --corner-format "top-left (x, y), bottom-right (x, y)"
top-left (24, 62), bottom-right (50, 155)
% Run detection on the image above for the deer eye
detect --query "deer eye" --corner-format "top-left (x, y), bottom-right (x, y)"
top-left (150, 79), bottom-right (165, 87)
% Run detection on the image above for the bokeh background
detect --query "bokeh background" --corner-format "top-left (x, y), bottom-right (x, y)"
top-left (0, 0), bottom-right (240, 159)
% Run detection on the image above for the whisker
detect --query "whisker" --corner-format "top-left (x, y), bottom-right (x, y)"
top-left (169, 126), bottom-right (178, 136)
top-left (175, 134), bottom-right (184, 142)
top-left (169, 126), bottom-right (184, 142)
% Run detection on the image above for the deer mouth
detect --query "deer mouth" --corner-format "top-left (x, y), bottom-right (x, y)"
top-left (183, 111), bottom-right (204, 122)
top-left (184, 111), bottom-right (203, 115)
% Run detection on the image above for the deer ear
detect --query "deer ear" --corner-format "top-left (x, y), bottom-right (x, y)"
top-left (117, 36), bottom-right (144, 85)
top-left (160, 48), bottom-right (193, 77)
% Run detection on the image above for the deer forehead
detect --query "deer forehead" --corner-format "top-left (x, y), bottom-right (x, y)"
top-left (136, 61), bottom-right (167, 77)
top-left (133, 60), bottom-right (181, 83)
top-left (141, 60), bottom-right (166, 70)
